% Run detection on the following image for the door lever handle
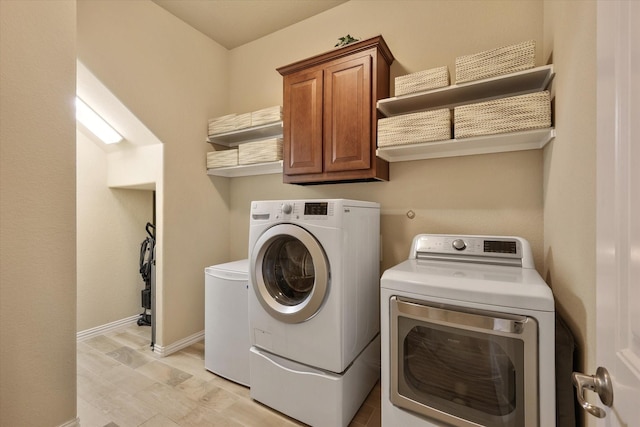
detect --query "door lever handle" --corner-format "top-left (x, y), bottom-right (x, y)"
top-left (572, 366), bottom-right (614, 418)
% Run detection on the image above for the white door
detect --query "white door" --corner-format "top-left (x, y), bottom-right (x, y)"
top-left (593, 1), bottom-right (640, 425)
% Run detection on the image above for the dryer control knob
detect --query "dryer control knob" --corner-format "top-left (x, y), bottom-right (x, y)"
top-left (282, 203), bottom-right (293, 214)
top-left (452, 239), bottom-right (467, 251)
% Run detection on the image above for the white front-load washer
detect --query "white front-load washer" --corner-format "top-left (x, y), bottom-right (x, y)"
top-left (380, 234), bottom-right (555, 427)
top-left (248, 199), bottom-right (381, 426)
top-left (248, 199), bottom-right (380, 373)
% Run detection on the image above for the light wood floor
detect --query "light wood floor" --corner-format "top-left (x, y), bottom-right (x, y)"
top-left (77, 324), bottom-right (381, 426)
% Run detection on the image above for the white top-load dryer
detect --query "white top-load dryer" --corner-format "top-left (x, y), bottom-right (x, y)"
top-left (381, 234), bottom-right (555, 427)
top-left (204, 259), bottom-right (250, 387)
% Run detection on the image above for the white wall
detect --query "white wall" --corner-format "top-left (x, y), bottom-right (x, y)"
top-left (226, 0), bottom-right (598, 405)
top-left (226, 0), bottom-right (546, 274)
top-left (0, 1), bottom-right (77, 425)
top-left (77, 0), bottom-right (231, 347)
top-left (0, 1), bottom-right (600, 424)
top-left (107, 144), bottom-right (163, 190)
top-left (75, 0), bottom-right (597, 392)
top-left (76, 59), bottom-right (163, 333)
top-left (542, 3), bottom-right (597, 425)
top-left (76, 131), bottom-right (155, 332)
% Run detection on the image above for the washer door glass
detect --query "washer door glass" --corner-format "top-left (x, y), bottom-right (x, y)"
top-left (251, 224), bottom-right (329, 323)
top-left (262, 236), bottom-right (315, 306)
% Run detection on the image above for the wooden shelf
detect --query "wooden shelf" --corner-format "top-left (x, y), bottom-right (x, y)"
top-left (377, 65), bottom-right (554, 117)
top-left (207, 121), bottom-right (282, 147)
top-left (206, 161), bottom-right (283, 177)
top-left (376, 128), bottom-right (555, 162)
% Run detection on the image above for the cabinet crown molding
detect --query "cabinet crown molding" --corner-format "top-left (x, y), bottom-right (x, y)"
top-left (277, 35), bottom-right (394, 76)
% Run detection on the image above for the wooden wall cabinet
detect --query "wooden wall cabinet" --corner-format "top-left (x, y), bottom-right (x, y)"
top-left (277, 36), bottom-right (394, 184)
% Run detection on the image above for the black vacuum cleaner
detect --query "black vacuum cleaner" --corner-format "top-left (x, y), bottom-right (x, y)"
top-left (138, 222), bottom-right (155, 327)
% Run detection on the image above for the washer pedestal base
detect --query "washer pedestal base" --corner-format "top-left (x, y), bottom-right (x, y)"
top-left (250, 334), bottom-right (380, 427)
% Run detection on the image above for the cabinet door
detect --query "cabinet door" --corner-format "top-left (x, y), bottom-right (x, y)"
top-left (323, 54), bottom-right (371, 172)
top-left (282, 67), bottom-right (323, 175)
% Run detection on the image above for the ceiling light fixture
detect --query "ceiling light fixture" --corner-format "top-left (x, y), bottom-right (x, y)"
top-left (75, 97), bottom-right (123, 144)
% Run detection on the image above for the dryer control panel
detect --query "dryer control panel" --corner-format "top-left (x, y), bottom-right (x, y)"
top-left (410, 234), bottom-right (535, 269)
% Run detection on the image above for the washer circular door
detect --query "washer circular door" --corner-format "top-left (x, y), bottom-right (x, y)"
top-left (250, 223), bottom-right (329, 323)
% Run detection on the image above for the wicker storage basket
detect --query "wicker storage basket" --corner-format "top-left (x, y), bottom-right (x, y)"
top-left (251, 105), bottom-right (282, 126)
top-left (234, 112), bottom-right (252, 130)
top-left (454, 91), bottom-right (551, 139)
top-left (395, 66), bottom-right (450, 96)
top-left (208, 114), bottom-right (237, 136)
top-left (378, 109), bottom-right (451, 147)
top-left (207, 149), bottom-right (238, 168)
top-left (238, 138), bottom-right (283, 165)
top-left (455, 40), bottom-right (536, 84)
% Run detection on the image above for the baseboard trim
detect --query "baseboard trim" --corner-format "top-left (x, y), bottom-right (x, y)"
top-left (153, 330), bottom-right (204, 357)
top-left (76, 315), bottom-right (139, 342)
top-left (58, 417), bottom-right (80, 427)
top-left (77, 316), bottom-right (203, 359)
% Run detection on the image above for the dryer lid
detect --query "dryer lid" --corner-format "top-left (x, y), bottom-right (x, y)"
top-left (381, 259), bottom-right (554, 312)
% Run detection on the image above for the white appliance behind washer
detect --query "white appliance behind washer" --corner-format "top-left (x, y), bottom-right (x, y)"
top-left (204, 260), bottom-right (250, 387)
top-left (381, 234), bottom-right (555, 427)
top-left (248, 199), bottom-right (381, 427)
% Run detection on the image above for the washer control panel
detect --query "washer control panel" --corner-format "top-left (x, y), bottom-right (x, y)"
top-left (251, 200), bottom-right (336, 222)
top-left (281, 203), bottom-right (293, 215)
top-left (279, 201), bottom-right (333, 219)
